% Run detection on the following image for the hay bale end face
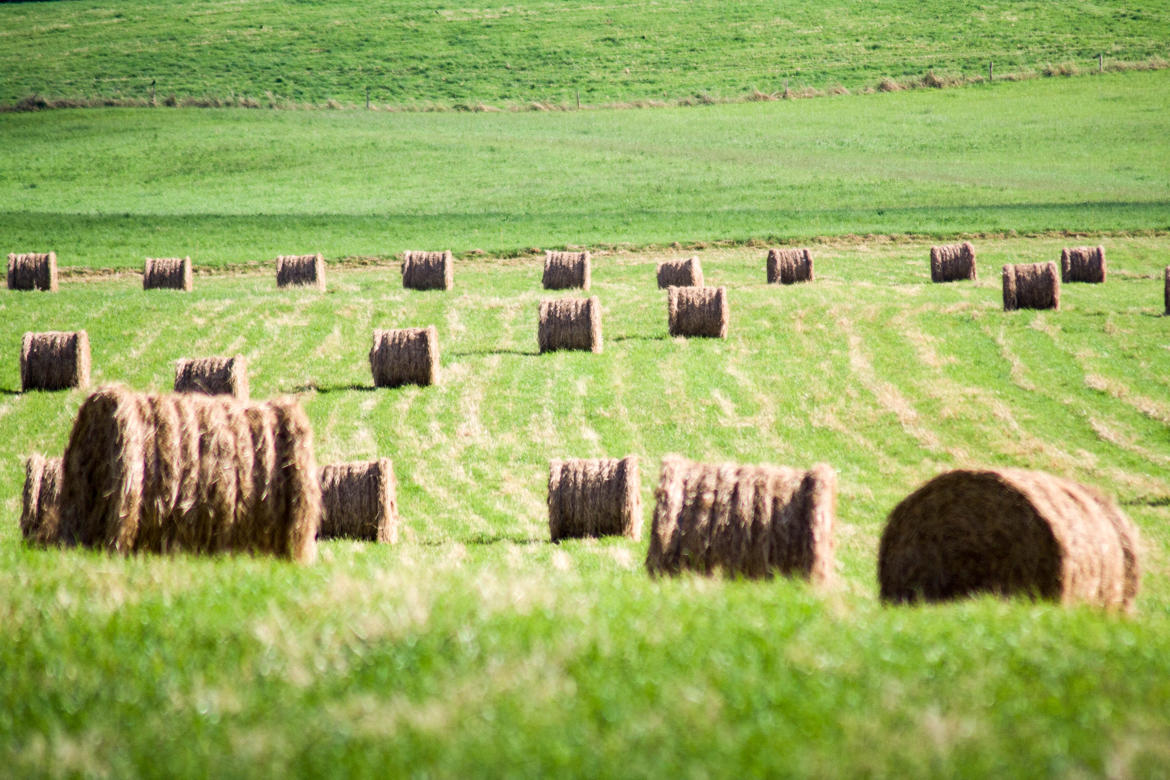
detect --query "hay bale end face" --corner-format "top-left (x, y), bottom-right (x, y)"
top-left (21, 454), bottom-right (63, 546)
top-left (402, 250), bottom-right (454, 291)
top-left (538, 296), bottom-right (602, 353)
top-left (930, 242), bottom-right (977, 282)
top-left (1002, 261), bottom-right (1060, 311)
top-left (174, 355), bottom-right (249, 399)
top-left (370, 326), bottom-right (440, 387)
top-left (668, 285), bottom-right (728, 338)
top-left (645, 455), bottom-right (837, 581)
top-left (143, 256), bottom-right (193, 291)
top-left (656, 256), bottom-right (704, 288)
top-left (7, 252), bottom-right (58, 292)
top-left (20, 331), bottom-right (91, 392)
top-left (766, 248), bottom-right (813, 284)
top-left (878, 468), bottom-right (1140, 610)
top-left (542, 251), bottom-right (591, 290)
top-left (319, 459), bottom-right (399, 543)
top-left (276, 254), bottom-right (326, 290)
top-left (548, 456), bottom-right (641, 541)
top-left (1061, 246), bottom-right (1106, 284)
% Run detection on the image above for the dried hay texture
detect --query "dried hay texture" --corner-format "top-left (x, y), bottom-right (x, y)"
top-left (174, 355), bottom-right (249, 399)
top-left (656, 256), bottom-right (704, 288)
top-left (1002, 262), bottom-right (1060, 311)
top-left (878, 468), bottom-right (1141, 610)
top-left (548, 456), bottom-right (641, 541)
top-left (276, 253), bottom-right (326, 290)
top-left (21, 454), bottom-right (62, 546)
top-left (143, 256), bottom-right (193, 291)
top-left (402, 250), bottom-right (454, 291)
top-left (319, 459), bottom-right (399, 543)
top-left (930, 242), bottom-right (977, 282)
top-left (645, 455), bottom-right (837, 581)
top-left (542, 251), bottom-right (591, 290)
top-left (370, 326), bottom-right (440, 387)
top-left (6, 252), bottom-right (58, 292)
top-left (56, 385), bottom-right (321, 561)
top-left (766, 248), bottom-right (814, 284)
top-left (1061, 245), bottom-right (1106, 283)
top-left (668, 285), bottom-right (728, 338)
top-left (538, 296), bottom-right (602, 353)
top-left (21, 331), bottom-right (91, 392)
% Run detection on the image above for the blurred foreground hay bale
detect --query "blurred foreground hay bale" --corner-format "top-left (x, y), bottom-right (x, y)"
top-left (21, 454), bottom-right (62, 546)
top-left (548, 456), bottom-right (640, 541)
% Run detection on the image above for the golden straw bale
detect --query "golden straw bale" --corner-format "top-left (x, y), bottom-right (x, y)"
top-left (276, 253), bottom-right (325, 290)
top-left (21, 454), bottom-right (63, 546)
top-left (766, 248), bottom-right (813, 284)
top-left (1002, 261), bottom-right (1060, 311)
top-left (656, 256), bottom-right (704, 288)
top-left (174, 355), bottom-right (249, 399)
top-left (542, 251), bottom-right (591, 290)
top-left (548, 456), bottom-right (640, 541)
top-left (143, 256), bottom-right (193, 291)
top-left (538, 296), bottom-right (602, 353)
top-left (319, 459), bottom-right (399, 543)
top-left (370, 326), bottom-right (440, 387)
top-left (20, 331), bottom-right (90, 392)
top-left (1061, 245), bottom-right (1106, 283)
top-left (930, 242), bottom-right (977, 282)
top-left (668, 285), bottom-right (728, 338)
top-left (402, 250), bottom-right (454, 291)
top-left (7, 252), bottom-right (58, 292)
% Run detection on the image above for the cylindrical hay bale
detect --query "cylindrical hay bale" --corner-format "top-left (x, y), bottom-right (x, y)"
top-left (542, 251), bottom-right (591, 290)
top-left (55, 385), bottom-right (321, 561)
top-left (7, 252), bottom-right (58, 292)
top-left (538, 296), bottom-right (602, 353)
top-left (21, 454), bottom-right (63, 546)
top-left (656, 256), bottom-right (704, 288)
top-left (668, 285), bottom-right (728, 338)
top-left (402, 250), bottom-right (454, 291)
top-left (319, 459), bottom-right (399, 543)
top-left (1002, 262), bottom-right (1060, 311)
top-left (370, 326), bottom-right (440, 387)
top-left (276, 253), bottom-right (326, 290)
top-left (174, 355), bottom-right (249, 399)
top-left (645, 455), bottom-right (837, 581)
top-left (20, 331), bottom-right (91, 392)
top-left (548, 456), bottom-right (641, 541)
top-left (1061, 245), bottom-right (1106, 283)
top-left (930, 242), bottom-right (977, 282)
top-left (878, 469), bottom-right (1141, 610)
top-left (143, 256), bottom-right (193, 291)
top-left (766, 248), bottom-right (814, 284)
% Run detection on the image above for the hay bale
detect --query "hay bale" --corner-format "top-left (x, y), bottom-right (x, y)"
top-left (878, 468), bottom-right (1141, 610)
top-left (1002, 261), bottom-right (1060, 311)
top-left (6, 252), bottom-right (58, 292)
top-left (1061, 245), bottom-right (1106, 283)
top-left (548, 456), bottom-right (640, 541)
top-left (143, 256), bottom-right (193, 291)
top-left (174, 355), bottom-right (249, 399)
top-left (930, 242), bottom-right (977, 282)
top-left (766, 248), bottom-right (813, 284)
top-left (20, 331), bottom-right (91, 392)
top-left (319, 459), bottom-right (399, 543)
top-left (538, 296), bottom-right (602, 353)
top-left (656, 256), bottom-right (704, 288)
top-left (21, 454), bottom-right (62, 546)
top-left (55, 385), bottom-right (321, 561)
top-left (370, 326), bottom-right (439, 387)
top-left (276, 253), bottom-right (325, 290)
top-left (645, 455), bottom-right (836, 581)
top-left (542, 251), bottom-right (591, 290)
top-left (402, 250), bottom-right (454, 291)
top-left (668, 285), bottom-right (728, 338)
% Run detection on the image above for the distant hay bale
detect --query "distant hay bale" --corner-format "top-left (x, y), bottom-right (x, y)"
top-left (6, 252), bottom-right (58, 292)
top-left (143, 256), bottom-right (193, 291)
top-left (174, 355), bottom-right (249, 399)
top-left (56, 385), bottom-right (321, 561)
top-left (402, 250), bottom-right (454, 291)
top-left (656, 256), bottom-right (704, 288)
top-left (645, 455), bottom-right (837, 581)
top-left (370, 326), bottom-right (439, 387)
top-left (276, 253), bottom-right (325, 290)
top-left (548, 456), bottom-right (640, 541)
top-left (766, 248), bottom-right (813, 284)
top-left (542, 251), bottom-right (591, 290)
top-left (668, 285), bottom-right (728, 338)
top-left (538, 296), bottom-right (602, 353)
top-left (20, 331), bottom-right (91, 392)
top-left (1002, 261), bottom-right (1060, 311)
top-left (930, 242), bottom-right (977, 282)
top-left (1061, 245), bottom-right (1106, 283)
top-left (878, 468), bottom-right (1141, 610)
top-left (21, 454), bottom-right (62, 546)
top-left (319, 459), bottom-right (399, 543)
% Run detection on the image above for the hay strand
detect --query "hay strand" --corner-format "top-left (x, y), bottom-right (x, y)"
top-left (143, 256), bottom-right (193, 291)
top-left (21, 454), bottom-right (63, 546)
top-left (276, 253), bottom-right (326, 290)
top-left (1061, 245), bottom-right (1106, 283)
top-left (656, 256), bottom-right (704, 288)
top-left (766, 248), bottom-right (814, 284)
top-left (402, 250), bottom-right (454, 291)
top-left (20, 331), bottom-right (90, 392)
top-left (174, 355), bottom-right (249, 399)
top-left (6, 252), bottom-right (58, 292)
top-left (930, 242), bottom-right (977, 282)
top-left (667, 285), bottom-right (728, 338)
top-left (319, 459), bottom-right (399, 543)
top-left (370, 326), bottom-right (440, 387)
top-left (542, 251), bottom-right (591, 290)
top-left (548, 456), bottom-right (640, 541)
top-left (1002, 261), bottom-right (1060, 311)
top-left (538, 296), bottom-right (602, 353)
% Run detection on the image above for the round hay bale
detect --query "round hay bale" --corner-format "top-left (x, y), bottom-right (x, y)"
top-left (537, 296), bottom-right (602, 353)
top-left (542, 251), bottom-right (591, 290)
top-left (319, 459), bottom-right (399, 543)
top-left (174, 355), bottom-right (249, 399)
top-left (21, 454), bottom-right (63, 546)
top-left (930, 242), bottom-right (977, 282)
top-left (276, 253), bottom-right (325, 290)
top-left (20, 331), bottom-right (91, 392)
top-left (646, 455), bottom-right (837, 581)
top-left (548, 455), bottom-right (640, 541)
top-left (370, 326), bottom-right (440, 387)
top-left (667, 285), bottom-right (728, 338)
top-left (7, 252), bottom-right (58, 292)
top-left (402, 250), bottom-right (454, 291)
top-left (1002, 261), bottom-right (1060, 311)
top-left (656, 256), bottom-right (704, 288)
top-left (878, 468), bottom-right (1140, 610)
top-left (56, 385), bottom-right (321, 561)
top-left (1060, 245), bottom-right (1106, 283)
top-left (766, 248), bottom-right (813, 284)
top-left (143, 256), bottom-right (193, 291)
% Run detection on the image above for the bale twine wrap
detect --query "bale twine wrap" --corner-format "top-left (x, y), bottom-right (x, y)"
top-left (668, 285), bottom-right (728, 338)
top-left (174, 355), bottom-right (249, 399)
top-left (21, 331), bottom-right (91, 392)
top-left (319, 459), bottom-right (399, 543)
top-left (538, 296), bottom-right (602, 353)
top-left (1061, 245), bottom-right (1106, 283)
top-left (645, 455), bottom-right (837, 581)
top-left (548, 456), bottom-right (641, 541)
top-left (401, 250), bottom-right (454, 291)
top-left (879, 469), bottom-right (1140, 610)
top-left (7, 252), bottom-right (58, 292)
top-left (1164, 266), bottom-right (1170, 316)
top-left (656, 256), bottom-right (704, 288)
top-left (542, 251), bottom-right (591, 290)
top-left (930, 242), bottom-right (977, 282)
top-left (56, 385), bottom-right (321, 561)
top-left (276, 253), bottom-right (326, 290)
top-left (370, 326), bottom-right (439, 387)
top-left (143, 256), bottom-right (193, 291)
top-left (1002, 261), bottom-right (1060, 311)
top-left (766, 248), bottom-right (814, 284)
top-left (21, 454), bottom-right (63, 546)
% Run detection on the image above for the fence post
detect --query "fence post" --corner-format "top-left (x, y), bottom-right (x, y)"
top-left (576, 88), bottom-right (581, 110)
top-left (1098, 53), bottom-right (1103, 73)
top-left (366, 86), bottom-right (370, 109)
top-left (988, 61), bottom-right (993, 82)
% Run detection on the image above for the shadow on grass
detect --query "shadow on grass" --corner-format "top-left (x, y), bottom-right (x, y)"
top-left (0, 389), bottom-right (21, 396)
top-left (612, 334), bottom-right (669, 342)
top-left (449, 348), bottom-right (539, 357)
top-left (421, 533), bottom-right (544, 546)
top-left (291, 382), bottom-right (377, 394)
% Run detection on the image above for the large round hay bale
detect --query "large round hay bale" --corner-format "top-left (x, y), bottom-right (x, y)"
top-left (668, 285), bottom-right (728, 338)
top-left (645, 455), bottom-right (836, 581)
top-left (878, 469), bottom-right (1140, 610)
top-left (56, 385), bottom-right (321, 561)
top-left (174, 355), bottom-right (249, 399)
top-left (656, 256), bottom-right (704, 288)
top-left (319, 459), bottom-right (399, 543)
top-left (1002, 261), bottom-right (1060, 311)
top-left (402, 250), bottom-right (454, 291)
top-left (548, 456), bottom-right (640, 541)
top-left (538, 296), bottom-right (602, 353)
top-left (21, 454), bottom-right (63, 546)
top-left (7, 252), bottom-right (58, 292)
top-left (766, 248), bottom-right (813, 284)
top-left (143, 256), bottom-right (193, 291)
top-left (276, 253), bottom-right (325, 290)
top-left (370, 326), bottom-right (439, 387)
top-left (20, 331), bottom-right (91, 392)
top-left (542, 251), bottom-right (591, 290)
top-left (1061, 245), bottom-right (1106, 283)
top-left (930, 242), bottom-right (977, 282)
